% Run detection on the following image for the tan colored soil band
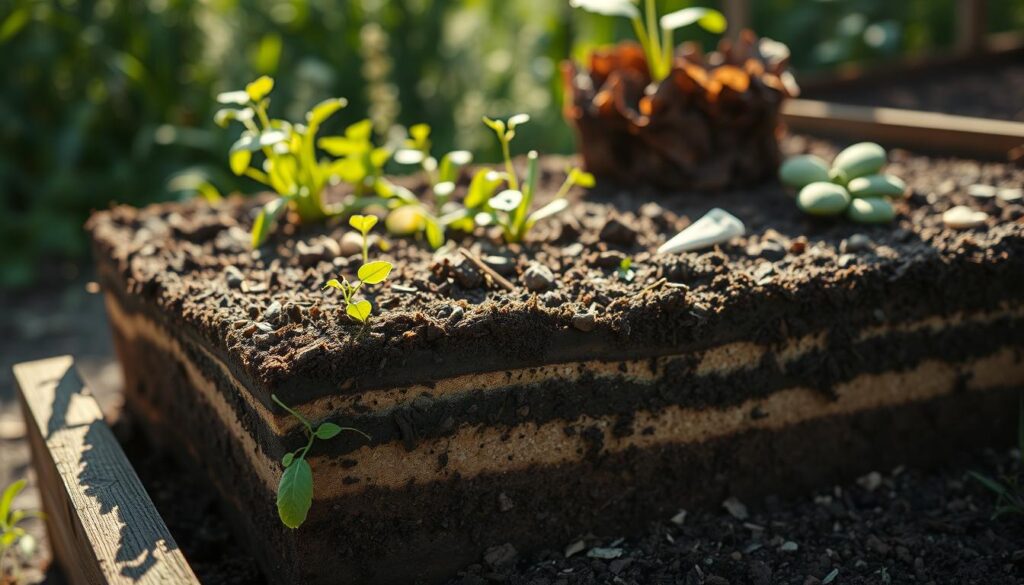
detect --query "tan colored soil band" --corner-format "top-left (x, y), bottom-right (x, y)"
top-left (106, 293), bottom-right (1024, 499)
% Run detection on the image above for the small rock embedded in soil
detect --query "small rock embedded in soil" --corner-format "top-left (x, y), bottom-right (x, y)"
top-left (722, 497), bottom-right (748, 520)
top-left (224, 266), bottom-right (244, 289)
top-left (522, 263), bottom-right (555, 292)
top-left (841, 234), bottom-right (874, 253)
top-left (450, 256), bottom-right (484, 289)
top-left (599, 215), bottom-right (638, 245)
top-left (263, 301), bottom-right (282, 323)
top-left (339, 232), bottom-right (363, 257)
top-left (943, 205), bottom-right (989, 229)
top-left (587, 547), bottom-right (624, 560)
top-left (572, 312), bottom-right (596, 332)
top-left (483, 543), bottom-right (518, 569)
top-left (968, 184), bottom-right (997, 198)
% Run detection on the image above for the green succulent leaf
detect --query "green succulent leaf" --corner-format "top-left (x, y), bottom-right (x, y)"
top-left (277, 458), bottom-right (313, 529)
top-left (358, 260), bottom-right (393, 285)
top-left (346, 299), bottom-right (372, 323)
top-left (315, 423), bottom-right (343, 440)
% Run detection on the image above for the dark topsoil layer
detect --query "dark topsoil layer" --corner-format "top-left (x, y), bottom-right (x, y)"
top-left (802, 50), bottom-right (1024, 122)
top-left (87, 135), bottom-right (1024, 406)
top-left (121, 415), bottom-right (1024, 585)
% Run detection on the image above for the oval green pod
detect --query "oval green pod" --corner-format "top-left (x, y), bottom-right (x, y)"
top-left (797, 182), bottom-right (852, 216)
top-left (828, 167), bottom-right (848, 186)
top-left (847, 174), bottom-right (907, 199)
top-left (832, 142), bottom-right (886, 180)
top-left (846, 197), bottom-right (895, 224)
top-left (779, 155), bottom-right (830, 188)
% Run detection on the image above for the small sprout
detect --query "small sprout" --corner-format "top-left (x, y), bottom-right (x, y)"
top-left (617, 257), bottom-right (635, 282)
top-left (569, 0), bottom-right (727, 81)
top-left (213, 76), bottom-right (354, 248)
top-left (0, 479), bottom-right (43, 578)
top-left (272, 395), bottom-right (369, 528)
top-left (476, 119), bottom-right (595, 243)
top-left (325, 215), bottom-right (393, 324)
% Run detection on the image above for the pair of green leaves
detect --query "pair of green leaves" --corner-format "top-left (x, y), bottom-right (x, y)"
top-left (0, 479), bottom-right (39, 560)
top-left (569, 0), bottom-right (727, 81)
top-left (273, 395), bottom-right (369, 529)
top-left (323, 215), bottom-right (394, 324)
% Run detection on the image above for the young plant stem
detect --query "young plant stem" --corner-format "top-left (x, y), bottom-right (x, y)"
top-left (272, 394), bottom-right (313, 430)
top-left (501, 137), bottom-right (519, 192)
top-left (645, 0), bottom-right (661, 76)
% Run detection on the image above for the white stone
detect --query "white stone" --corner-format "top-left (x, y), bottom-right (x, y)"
top-left (998, 188), bottom-right (1022, 202)
top-left (942, 205), bottom-right (989, 230)
top-left (657, 208), bottom-right (745, 254)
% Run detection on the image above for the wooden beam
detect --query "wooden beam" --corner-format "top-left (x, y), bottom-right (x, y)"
top-left (957, 0), bottom-right (988, 54)
top-left (13, 356), bottom-right (200, 585)
top-left (782, 98), bottom-right (1024, 159)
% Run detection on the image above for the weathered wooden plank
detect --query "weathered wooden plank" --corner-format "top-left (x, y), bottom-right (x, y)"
top-left (782, 98), bottom-right (1024, 159)
top-left (13, 356), bottom-right (200, 585)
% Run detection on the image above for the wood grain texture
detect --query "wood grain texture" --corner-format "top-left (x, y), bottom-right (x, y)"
top-left (782, 98), bottom-right (1024, 158)
top-left (13, 356), bottom-right (199, 585)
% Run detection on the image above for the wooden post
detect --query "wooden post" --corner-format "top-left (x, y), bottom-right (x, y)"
top-left (957, 0), bottom-right (988, 54)
top-left (722, 0), bottom-right (750, 40)
top-left (13, 356), bottom-right (200, 585)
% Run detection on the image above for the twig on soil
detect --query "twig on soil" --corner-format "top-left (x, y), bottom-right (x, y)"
top-left (459, 247), bottom-right (516, 292)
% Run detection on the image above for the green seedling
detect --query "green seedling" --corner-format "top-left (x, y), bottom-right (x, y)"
top-left (318, 118), bottom-right (393, 197)
top-left (272, 395), bottom-right (369, 529)
top-left (569, 0), bottom-right (727, 81)
top-left (478, 115), bottom-right (594, 243)
top-left (387, 123), bottom-right (475, 249)
top-left (617, 257), bottom-right (635, 282)
top-left (215, 76), bottom-right (351, 248)
top-left (969, 400), bottom-right (1024, 519)
top-left (323, 215), bottom-right (394, 324)
top-left (0, 480), bottom-right (42, 580)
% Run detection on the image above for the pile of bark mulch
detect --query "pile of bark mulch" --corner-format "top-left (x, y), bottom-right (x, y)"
top-left (119, 409), bottom-right (1024, 585)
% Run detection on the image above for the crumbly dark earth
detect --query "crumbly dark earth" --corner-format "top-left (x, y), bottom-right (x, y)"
top-left (803, 50), bottom-right (1024, 121)
top-left (86, 135), bottom-right (1024, 407)
top-left (120, 414), bottom-right (1024, 585)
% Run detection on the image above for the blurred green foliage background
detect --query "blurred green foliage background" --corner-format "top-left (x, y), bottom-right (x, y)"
top-left (2, 0), bottom-right (1023, 288)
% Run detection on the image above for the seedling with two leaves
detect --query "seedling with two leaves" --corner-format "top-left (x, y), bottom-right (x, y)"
top-left (0, 480), bottom-right (41, 579)
top-left (272, 395), bottom-right (369, 528)
top-left (384, 123), bottom-right (475, 249)
top-left (323, 215), bottom-right (394, 324)
top-left (477, 115), bottom-right (595, 243)
top-left (569, 0), bottom-right (727, 81)
top-left (216, 76), bottom-right (395, 248)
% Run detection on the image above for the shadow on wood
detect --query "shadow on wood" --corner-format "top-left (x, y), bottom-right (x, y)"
top-left (13, 356), bottom-right (199, 585)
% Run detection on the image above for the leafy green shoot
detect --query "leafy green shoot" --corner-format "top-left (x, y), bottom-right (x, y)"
top-left (569, 0), bottom-right (727, 81)
top-left (617, 257), bottom-right (635, 282)
top-left (0, 479), bottom-right (42, 579)
top-left (215, 75), bottom-right (351, 248)
top-left (387, 123), bottom-right (474, 249)
top-left (272, 395), bottom-right (369, 529)
top-left (969, 399), bottom-right (1024, 519)
top-left (323, 215), bottom-right (394, 324)
top-left (478, 115), bottom-right (594, 243)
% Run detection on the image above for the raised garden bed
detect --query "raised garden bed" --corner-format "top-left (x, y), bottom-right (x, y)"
top-left (782, 42), bottom-right (1024, 159)
top-left (80, 134), bottom-right (1024, 584)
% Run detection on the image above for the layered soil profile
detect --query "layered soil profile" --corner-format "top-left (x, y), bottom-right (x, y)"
top-left (87, 136), bottom-right (1024, 584)
top-left (562, 30), bottom-right (798, 191)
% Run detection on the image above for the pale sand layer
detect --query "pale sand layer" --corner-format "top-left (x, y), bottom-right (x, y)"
top-left (106, 293), bottom-right (1024, 498)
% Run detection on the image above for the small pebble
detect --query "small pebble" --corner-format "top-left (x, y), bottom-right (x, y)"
top-left (998, 188), bottom-right (1023, 202)
top-left (572, 312), bottom-right (596, 332)
top-left (780, 541), bottom-right (799, 552)
top-left (722, 497), bottom-right (748, 520)
top-left (224, 266), bottom-right (244, 289)
top-left (522, 263), bottom-right (555, 292)
top-left (841, 234), bottom-right (874, 254)
top-left (967, 184), bottom-right (997, 198)
top-left (263, 301), bottom-right (282, 323)
top-left (943, 205), bottom-right (989, 230)
top-left (339, 232), bottom-right (363, 257)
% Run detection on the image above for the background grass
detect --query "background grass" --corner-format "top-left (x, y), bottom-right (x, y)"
top-left (2, 0), bottom-right (1023, 288)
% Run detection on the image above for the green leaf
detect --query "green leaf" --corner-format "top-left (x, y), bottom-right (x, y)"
top-left (409, 123), bottom-right (431, 147)
top-left (527, 198), bottom-right (569, 224)
top-left (197, 182), bottom-right (223, 203)
top-left (569, 168), bottom-right (596, 188)
top-left (345, 119), bottom-right (374, 141)
top-left (277, 458), bottom-right (313, 529)
top-left (229, 149), bottom-right (252, 176)
top-left (482, 116), bottom-right (505, 135)
top-left (394, 149), bottom-right (425, 165)
top-left (318, 136), bottom-right (360, 156)
top-left (969, 471), bottom-right (1009, 497)
top-left (439, 151), bottom-right (472, 183)
top-left (489, 189), bottom-right (523, 212)
top-left (246, 76), bottom-right (275, 102)
top-left (323, 278), bottom-right (344, 291)
top-left (282, 452), bottom-right (294, 468)
top-left (660, 7), bottom-right (727, 33)
top-left (252, 197), bottom-right (289, 248)
top-left (358, 261), bottom-right (393, 285)
top-left (569, 0), bottom-right (640, 19)
top-left (425, 217), bottom-right (445, 250)
top-left (348, 214), bottom-right (378, 234)
top-left (507, 113), bottom-right (531, 129)
top-left (0, 480), bottom-right (26, 528)
top-left (346, 299), bottom-right (372, 323)
top-left (315, 423), bottom-right (343, 440)
top-left (465, 170), bottom-right (505, 209)
top-left (306, 98), bottom-right (348, 128)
